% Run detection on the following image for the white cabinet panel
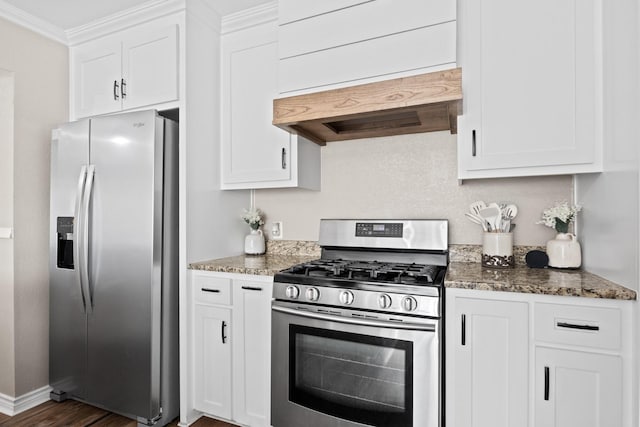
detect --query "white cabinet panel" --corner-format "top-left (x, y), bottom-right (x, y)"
top-left (232, 280), bottom-right (272, 427)
top-left (278, 0), bottom-right (370, 25)
top-left (448, 295), bottom-right (529, 427)
top-left (535, 347), bottom-right (622, 427)
top-left (279, 0), bottom-right (455, 59)
top-left (193, 304), bottom-right (232, 419)
top-left (457, 0), bottom-right (602, 179)
top-left (71, 16), bottom-right (180, 119)
top-left (278, 23), bottom-right (456, 94)
top-left (122, 24), bottom-right (179, 110)
top-left (73, 39), bottom-right (122, 118)
top-left (221, 21), bottom-right (320, 190)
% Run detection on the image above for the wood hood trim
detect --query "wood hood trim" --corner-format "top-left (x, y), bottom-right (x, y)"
top-left (273, 68), bottom-right (462, 146)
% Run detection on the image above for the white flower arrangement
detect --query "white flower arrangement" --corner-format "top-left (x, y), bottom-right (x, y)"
top-left (537, 201), bottom-right (581, 233)
top-left (242, 207), bottom-right (265, 230)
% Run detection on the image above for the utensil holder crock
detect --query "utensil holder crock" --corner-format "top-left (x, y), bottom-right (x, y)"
top-left (482, 232), bottom-right (514, 268)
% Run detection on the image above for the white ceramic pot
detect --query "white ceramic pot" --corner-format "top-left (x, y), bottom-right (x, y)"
top-left (546, 233), bottom-right (581, 268)
top-left (244, 229), bottom-right (265, 255)
top-left (482, 232), bottom-right (514, 268)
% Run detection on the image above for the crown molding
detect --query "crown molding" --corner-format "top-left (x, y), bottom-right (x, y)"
top-left (66, 0), bottom-right (185, 46)
top-left (0, 0), bottom-right (67, 44)
top-left (221, 1), bottom-right (277, 35)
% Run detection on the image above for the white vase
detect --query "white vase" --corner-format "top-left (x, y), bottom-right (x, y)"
top-left (244, 229), bottom-right (265, 255)
top-left (546, 233), bottom-right (581, 268)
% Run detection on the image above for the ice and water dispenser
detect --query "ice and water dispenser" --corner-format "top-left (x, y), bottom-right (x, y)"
top-left (56, 216), bottom-right (74, 269)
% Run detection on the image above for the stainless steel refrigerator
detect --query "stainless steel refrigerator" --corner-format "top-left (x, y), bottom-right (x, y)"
top-left (49, 109), bottom-right (178, 426)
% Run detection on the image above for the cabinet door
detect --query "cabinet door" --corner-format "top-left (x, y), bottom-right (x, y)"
top-left (221, 23), bottom-right (294, 188)
top-left (73, 38), bottom-right (122, 118)
top-left (458, 0), bottom-right (602, 179)
top-left (232, 280), bottom-right (272, 427)
top-left (122, 24), bottom-right (179, 111)
top-left (535, 347), bottom-right (622, 427)
top-left (448, 297), bottom-right (529, 427)
top-left (193, 304), bottom-right (232, 419)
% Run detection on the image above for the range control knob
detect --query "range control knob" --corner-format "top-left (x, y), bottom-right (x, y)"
top-left (285, 285), bottom-right (300, 299)
top-left (339, 290), bottom-right (355, 305)
top-left (402, 296), bottom-right (418, 312)
top-left (306, 287), bottom-right (320, 301)
top-left (378, 294), bottom-right (392, 309)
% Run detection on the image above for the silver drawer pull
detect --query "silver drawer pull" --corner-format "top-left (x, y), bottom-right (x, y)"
top-left (557, 321), bottom-right (599, 331)
top-left (201, 288), bottom-right (221, 293)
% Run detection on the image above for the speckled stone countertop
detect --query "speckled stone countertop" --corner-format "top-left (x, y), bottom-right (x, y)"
top-left (188, 240), bottom-right (320, 276)
top-left (445, 262), bottom-right (637, 300)
top-left (189, 240), bottom-right (636, 300)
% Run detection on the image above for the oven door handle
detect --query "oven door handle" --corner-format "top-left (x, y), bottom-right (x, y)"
top-left (272, 305), bottom-right (437, 332)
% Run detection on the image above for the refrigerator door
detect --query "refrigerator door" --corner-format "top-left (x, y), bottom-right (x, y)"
top-left (49, 119), bottom-right (90, 399)
top-left (85, 110), bottom-right (164, 421)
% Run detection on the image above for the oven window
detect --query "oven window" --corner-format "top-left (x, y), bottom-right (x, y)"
top-left (289, 325), bottom-right (413, 426)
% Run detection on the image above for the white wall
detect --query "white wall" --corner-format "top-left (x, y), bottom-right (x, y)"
top-left (0, 70), bottom-right (15, 397)
top-left (255, 131), bottom-right (573, 246)
top-left (0, 16), bottom-right (68, 397)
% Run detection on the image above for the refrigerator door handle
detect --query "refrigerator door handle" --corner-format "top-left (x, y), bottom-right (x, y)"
top-left (80, 164), bottom-right (96, 313)
top-left (74, 166), bottom-right (88, 312)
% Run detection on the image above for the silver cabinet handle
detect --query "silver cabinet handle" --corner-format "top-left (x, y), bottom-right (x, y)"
top-left (121, 79), bottom-right (127, 99)
top-left (80, 165), bottom-right (95, 313)
top-left (74, 166), bottom-right (88, 312)
top-left (281, 148), bottom-right (287, 169)
top-left (113, 80), bottom-right (120, 100)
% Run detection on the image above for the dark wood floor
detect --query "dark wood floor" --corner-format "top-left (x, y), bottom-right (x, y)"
top-left (0, 400), bottom-right (237, 426)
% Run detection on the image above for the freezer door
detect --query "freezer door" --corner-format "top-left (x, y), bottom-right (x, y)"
top-left (49, 119), bottom-right (90, 399)
top-left (86, 110), bottom-right (164, 421)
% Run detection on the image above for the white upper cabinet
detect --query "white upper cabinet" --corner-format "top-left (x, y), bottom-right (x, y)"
top-left (277, 0), bottom-right (456, 95)
top-left (220, 17), bottom-right (320, 190)
top-left (457, 0), bottom-right (603, 179)
top-left (71, 16), bottom-right (179, 119)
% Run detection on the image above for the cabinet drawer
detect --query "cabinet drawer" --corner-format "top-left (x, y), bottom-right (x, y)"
top-left (193, 274), bottom-right (232, 305)
top-left (534, 303), bottom-right (621, 350)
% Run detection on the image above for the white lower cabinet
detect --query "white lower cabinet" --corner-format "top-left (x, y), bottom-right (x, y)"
top-left (232, 280), bottom-right (272, 427)
top-left (534, 347), bottom-right (622, 427)
top-left (193, 304), bottom-right (232, 418)
top-left (446, 288), bottom-right (632, 427)
top-left (188, 270), bottom-right (272, 427)
top-left (447, 295), bottom-right (529, 427)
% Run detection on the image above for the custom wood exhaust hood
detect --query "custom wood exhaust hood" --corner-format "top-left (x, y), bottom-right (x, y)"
top-left (273, 68), bottom-right (462, 146)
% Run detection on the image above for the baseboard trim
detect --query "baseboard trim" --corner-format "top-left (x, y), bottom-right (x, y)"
top-left (0, 385), bottom-right (52, 416)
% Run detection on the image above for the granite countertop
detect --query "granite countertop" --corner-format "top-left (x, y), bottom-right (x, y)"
top-left (189, 253), bottom-right (318, 276)
top-left (189, 240), bottom-right (637, 300)
top-left (445, 262), bottom-right (637, 300)
top-left (188, 240), bottom-right (321, 276)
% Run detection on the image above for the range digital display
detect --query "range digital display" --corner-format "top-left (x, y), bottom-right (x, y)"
top-left (355, 222), bottom-right (403, 238)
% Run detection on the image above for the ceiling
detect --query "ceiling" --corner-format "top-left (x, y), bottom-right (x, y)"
top-left (0, 0), bottom-right (270, 31)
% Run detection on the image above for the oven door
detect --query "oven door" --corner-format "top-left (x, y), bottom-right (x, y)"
top-left (271, 302), bottom-right (440, 427)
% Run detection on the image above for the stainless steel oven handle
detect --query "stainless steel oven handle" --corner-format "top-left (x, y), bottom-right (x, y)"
top-left (272, 305), bottom-right (437, 332)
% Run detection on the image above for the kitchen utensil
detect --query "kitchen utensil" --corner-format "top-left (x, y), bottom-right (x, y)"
top-left (469, 200), bottom-right (487, 215)
top-left (503, 204), bottom-right (518, 220)
top-left (478, 206), bottom-right (501, 232)
top-left (465, 212), bottom-right (488, 231)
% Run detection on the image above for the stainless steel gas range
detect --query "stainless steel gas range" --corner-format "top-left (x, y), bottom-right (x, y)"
top-left (271, 219), bottom-right (448, 427)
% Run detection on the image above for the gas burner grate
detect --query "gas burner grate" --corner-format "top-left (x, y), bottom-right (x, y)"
top-left (283, 259), bottom-right (442, 286)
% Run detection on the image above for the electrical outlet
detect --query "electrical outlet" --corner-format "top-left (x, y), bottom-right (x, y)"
top-left (271, 221), bottom-right (283, 239)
